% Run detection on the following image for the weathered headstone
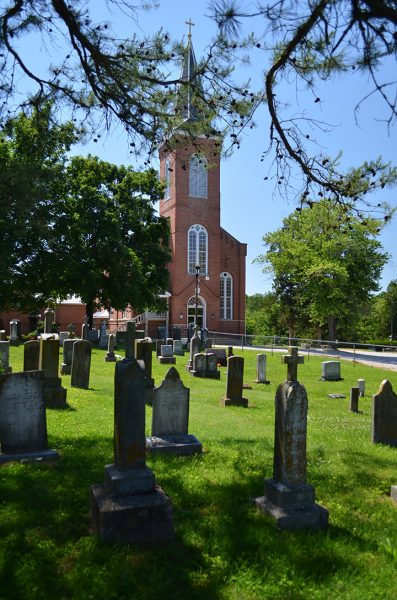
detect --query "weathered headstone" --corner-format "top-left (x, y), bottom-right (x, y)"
top-left (136, 339), bottom-right (154, 405)
top-left (0, 341), bottom-right (12, 373)
top-left (227, 346), bottom-right (234, 358)
top-left (220, 356), bottom-right (248, 407)
top-left (98, 321), bottom-right (108, 349)
top-left (59, 332), bottom-right (69, 347)
top-left (156, 339), bottom-right (163, 357)
top-left (158, 325), bottom-right (166, 341)
top-left (173, 327), bottom-right (181, 340)
top-left (71, 340), bottom-right (92, 389)
top-left (81, 321), bottom-right (89, 341)
top-left (372, 380), bottom-right (397, 447)
top-left (147, 367), bottom-right (201, 456)
top-left (0, 331), bottom-right (5, 341)
top-left (350, 387), bottom-right (359, 412)
top-left (254, 353), bottom-right (270, 384)
top-left (358, 378), bottom-right (365, 397)
top-left (44, 307), bottom-right (54, 334)
top-left (205, 347), bottom-right (227, 367)
top-left (23, 340), bottom-right (40, 372)
top-left (255, 346), bottom-right (328, 530)
top-left (321, 361), bottom-right (342, 381)
top-left (191, 352), bottom-right (220, 379)
top-left (173, 340), bottom-right (184, 356)
top-left (125, 320), bottom-right (137, 360)
top-left (187, 332), bottom-right (201, 370)
top-left (90, 358), bottom-right (174, 543)
top-left (67, 323), bottom-right (76, 339)
top-left (39, 338), bottom-right (67, 408)
top-left (159, 345), bottom-right (176, 365)
top-left (60, 338), bottom-right (80, 375)
top-left (87, 329), bottom-right (98, 343)
top-left (9, 320), bottom-right (20, 346)
top-left (105, 334), bottom-right (116, 362)
top-left (0, 371), bottom-right (59, 463)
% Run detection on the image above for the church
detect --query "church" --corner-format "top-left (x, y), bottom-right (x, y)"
top-left (116, 34), bottom-right (247, 338)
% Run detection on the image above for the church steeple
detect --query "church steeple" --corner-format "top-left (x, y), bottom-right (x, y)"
top-left (178, 20), bottom-right (204, 123)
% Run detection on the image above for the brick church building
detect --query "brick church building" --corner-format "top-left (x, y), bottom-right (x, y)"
top-left (0, 35), bottom-right (246, 338)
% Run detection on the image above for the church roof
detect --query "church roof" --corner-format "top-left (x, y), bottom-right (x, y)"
top-left (178, 36), bottom-right (204, 123)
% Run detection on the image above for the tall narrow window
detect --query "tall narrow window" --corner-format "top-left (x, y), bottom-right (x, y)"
top-left (220, 272), bottom-right (233, 320)
top-left (189, 154), bottom-right (208, 198)
top-left (164, 157), bottom-right (172, 200)
top-left (188, 224), bottom-right (208, 274)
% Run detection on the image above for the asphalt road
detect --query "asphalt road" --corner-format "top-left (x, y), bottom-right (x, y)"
top-left (305, 347), bottom-right (397, 372)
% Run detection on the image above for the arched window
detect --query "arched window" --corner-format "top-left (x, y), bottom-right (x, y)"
top-left (164, 157), bottom-right (172, 200)
top-left (187, 296), bottom-right (206, 329)
top-left (189, 154), bottom-right (208, 198)
top-left (220, 272), bottom-right (233, 320)
top-left (188, 224), bottom-right (208, 274)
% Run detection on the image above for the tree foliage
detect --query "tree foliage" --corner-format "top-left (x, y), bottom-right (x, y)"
top-left (256, 200), bottom-right (389, 340)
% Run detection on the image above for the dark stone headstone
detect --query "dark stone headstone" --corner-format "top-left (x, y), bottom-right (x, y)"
top-left (125, 321), bottom-right (136, 360)
top-left (105, 334), bottom-right (116, 362)
top-left (39, 338), bottom-right (67, 408)
top-left (205, 347), bottom-right (227, 367)
top-left (158, 345), bottom-right (176, 365)
top-left (220, 356), bottom-right (247, 407)
top-left (191, 352), bottom-right (220, 379)
top-left (136, 339), bottom-right (154, 404)
top-left (90, 358), bottom-right (174, 543)
top-left (61, 338), bottom-right (80, 375)
top-left (350, 387), bottom-right (359, 412)
top-left (0, 341), bottom-right (12, 373)
top-left (255, 346), bottom-right (328, 530)
top-left (187, 333), bottom-right (201, 371)
top-left (172, 327), bottom-right (181, 340)
top-left (71, 340), bottom-right (92, 389)
top-left (23, 340), bottom-right (40, 372)
top-left (372, 380), bottom-right (397, 447)
top-left (157, 326), bottom-right (166, 341)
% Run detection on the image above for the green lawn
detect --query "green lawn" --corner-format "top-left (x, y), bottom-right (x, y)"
top-left (1, 345), bottom-right (397, 600)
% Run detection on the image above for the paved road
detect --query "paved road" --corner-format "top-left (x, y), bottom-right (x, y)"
top-left (305, 347), bottom-right (397, 372)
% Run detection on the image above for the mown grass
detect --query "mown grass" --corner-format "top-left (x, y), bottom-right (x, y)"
top-left (1, 345), bottom-right (397, 600)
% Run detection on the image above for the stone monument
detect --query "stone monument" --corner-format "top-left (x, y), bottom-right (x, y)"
top-left (372, 379), bottom-right (397, 447)
top-left (350, 387), bottom-right (359, 413)
top-left (105, 334), bottom-right (117, 362)
top-left (0, 341), bottom-right (12, 373)
top-left (158, 345), bottom-right (176, 365)
top-left (255, 346), bottom-right (329, 530)
top-left (254, 353), bottom-right (270, 384)
top-left (23, 340), bottom-right (40, 372)
top-left (220, 356), bottom-right (248, 407)
top-left (321, 361), bottom-right (342, 381)
top-left (39, 338), bottom-right (67, 408)
top-left (71, 340), bottom-right (92, 389)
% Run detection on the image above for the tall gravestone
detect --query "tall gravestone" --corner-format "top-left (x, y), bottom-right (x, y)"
top-left (136, 339), bottom-right (154, 405)
top-left (67, 323), bottom-right (76, 339)
top-left (71, 340), bottom-right (92, 389)
top-left (254, 353), bottom-right (270, 384)
top-left (147, 367), bottom-right (202, 455)
top-left (44, 307), bottom-right (54, 334)
top-left (358, 378), bottom-right (365, 397)
top-left (61, 338), bottom-right (80, 375)
top-left (220, 356), bottom-right (248, 407)
top-left (350, 387), bottom-right (359, 413)
top-left (0, 371), bottom-right (59, 463)
top-left (98, 321), bottom-right (108, 349)
top-left (187, 332), bottom-right (201, 371)
top-left (0, 331), bottom-right (5, 342)
top-left (59, 332), bottom-right (69, 347)
top-left (23, 340), bottom-right (40, 371)
top-left (125, 321), bottom-right (137, 360)
top-left (9, 320), bottom-right (20, 346)
top-left (90, 358), bottom-right (174, 543)
top-left (105, 334), bottom-right (116, 362)
top-left (372, 380), bottom-right (397, 447)
top-left (0, 341), bottom-right (12, 373)
top-left (39, 338), bottom-right (67, 408)
top-left (255, 347), bottom-right (328, 530)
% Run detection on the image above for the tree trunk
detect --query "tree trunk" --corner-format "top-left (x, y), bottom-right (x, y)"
top-left (86, 299), bottom-right (94, 330)
top-left (327, 316), bottom-right (337, 342)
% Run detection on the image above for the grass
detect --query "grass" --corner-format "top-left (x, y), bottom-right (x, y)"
top-left (1, 345), bottom-right (397, 600)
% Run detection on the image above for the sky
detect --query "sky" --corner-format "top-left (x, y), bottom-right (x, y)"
top-left (22, 0), bottom-right (397, 296)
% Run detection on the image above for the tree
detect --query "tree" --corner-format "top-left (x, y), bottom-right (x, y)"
top-left (245, 292), bottom-right (285, 336)
top-left (0, 104), bottom-right (76, 311)
top-left (210, 0), bottom-right (397, 213)
top-left (53, 155), bottom-right (171, 325)
top-left (256, 200), bottom-right (389, 340)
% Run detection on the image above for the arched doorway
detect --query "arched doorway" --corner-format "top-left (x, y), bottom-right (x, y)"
top-left (187, 295), bottom-right (206, 329)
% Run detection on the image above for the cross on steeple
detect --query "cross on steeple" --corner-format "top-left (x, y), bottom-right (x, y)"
top-left (185, 18), bottom-right (195, 38)
top-left (283, 346), bottom-right (304, 382)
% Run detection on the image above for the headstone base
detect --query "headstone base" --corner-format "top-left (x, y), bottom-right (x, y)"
top-left (60, 363), bottom-right (71, 375)
top-left (254, 379), bottom-right (270, 384)
top-left (90, 484), bottom-right (174, 544)
top-left (220, 396), bottom-right (248, 407)
top-left (105, 355), bottom-right (117, 362)
top-left (104, 464), bottom-right (155, 495)
top-left (44, 377), bottom-right (67, 408)
top-left (146, 434), bottom-right (202, 456)
top-left (321, 377), bottom-right (343, 382)
top-left (0, 448), bottom-right (59, 464)
top-left (158, 357), bottom-right (176, 365)
top-left (9, 340), bottom-right (20, 346)
top-left (391, 485), bottom-right (397, 505)
top-left (255, 495), bottom-right (329, 531)
top-left (191, 370), bottom-right (220, 380)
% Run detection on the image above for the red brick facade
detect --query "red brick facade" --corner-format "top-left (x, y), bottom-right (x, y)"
top-left (159, 133), bottom-right (246, 334)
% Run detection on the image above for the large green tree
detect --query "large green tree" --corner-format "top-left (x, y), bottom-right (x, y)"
top-left (256, 200), bottom-right (389, 340)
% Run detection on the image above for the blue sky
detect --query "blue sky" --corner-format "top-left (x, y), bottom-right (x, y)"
top-left (38, 1), bottom-right (397, 295)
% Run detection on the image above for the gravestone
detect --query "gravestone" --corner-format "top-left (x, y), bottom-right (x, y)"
top-left (191, 352), bottom-right (220, 379)
top-left (254, 353), bottom-right (270, 384)
top-left (59, 332), bottom-right (69, 347)
top-left (220, 356), bottom-right (248, 407)
top-left (187, 332), bottom-right (201, 370)
top-left (157, 326), bottom-right (166, 341)
top-left (90, 358), bottom-right (174, 543)
top-left (61, 338), bottom-right (80, 375)
top-left (181, 337), bottom-right (189, 351)
top-left (134, 330), bottom-right (146, 355)
top-left (156, 339), bottom-right (163, 357)
top-left (159, 345), bottom-right (176, 365)
top-left (321, 361), bottom-right (342, 381)
top-left (105, 334), bottom-right (116, 362)
top-left (228, 346), bottom-right (234, 357)
top-left (81, 322), bottom-right (89, 341)
top-left (358, 378), bottom-right (365, 397)
top-left (147, 367), bottom-right (201, 456)
top-left (23, 340), bottom-right (40, 372)
top-left (205, 347), bottom-right (227, 367)
top-left (166, 337), bottom-right (173, 346)
top-left (9, 320), bottom-right (20, 346)
top-left (255, 347), bottom-right (329, 530)
top-left (350, 387), bottom-right (359, 412)
top-left (136, 339), bottom-right (154, 405)
top-left (98, 321), bottom-right (108, 349)
top-left (372, 380), bottom-right (397, 447)
top-left (173, 340), bottom-right (184, 356)
top-left (44, 307), bottom-right (54, 334)
top-left (0, 371), bottom-right (59, 463)
top-left (67, 323), bottom-right (76, 339)
top-left (0, 341), bottom-right (12, 373)
top-left (173, 327), bottom-right (181, 340)
top-left (0, 331), bottom-right (5, 341)
top-left (391, 485), bottom-right (397, 505)
top-left (125, 321), bottom-right (137, 360)
top-left (39, 338), bottom-right (67, 408)
top-left (87, 329), bottom-right (98, 344)
top-left (71, 340), bottom-right (92, 389)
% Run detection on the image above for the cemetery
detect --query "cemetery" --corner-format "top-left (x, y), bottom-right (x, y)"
top-left (0, 342), bottom-right (396, 599)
